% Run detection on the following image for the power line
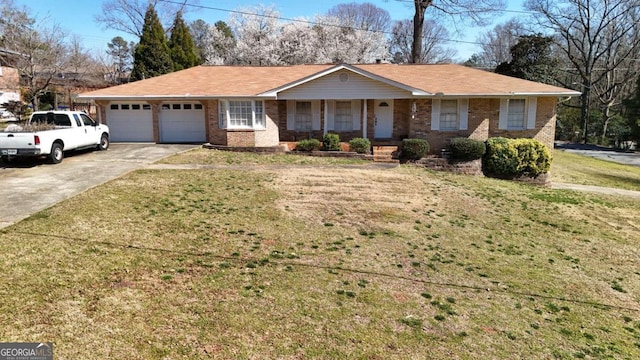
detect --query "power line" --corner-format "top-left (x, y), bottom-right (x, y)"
top-left (158, 0), bottom-right (489, 47)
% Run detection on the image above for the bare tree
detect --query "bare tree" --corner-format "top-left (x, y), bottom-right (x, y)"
top-left (0, 2), bottom-right (68, 108)
top-left (390, 19), bottom-right (456, 64)
top-left (526, 0), bottom-right (640, 144)
top-left (474, 18), bottom-right (525, 69)
top-left (327, 2), bottom-right (391, 32)
top-left (410, 0), bottom-right (506, 63)
top-left (312, 15), bottom-right (389, 64)
top-left (95, 0), bottom-right (191, 37)
top-left (64, 35), bottom-right (93, 81)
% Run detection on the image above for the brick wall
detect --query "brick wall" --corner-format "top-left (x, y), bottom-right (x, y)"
top-left (0, 67), bottom-right (19, 92)
top-left (406, 97), bottom-right (557, 154)
top-left (149, 101), bottom-right (161, 143)
top-left (409, 98), bottom-right (492, 154)
top-left (227, 130), bottom-right (255, 147)
top-left (95, 100), bottom-right (108, 125)
top-left (228, 96), bottom-right (559, 151)
top-left (255, 100), bottom-right (280, 146)
top-left (206, 99), bottom-right (227, 145)
top-left (489, 97), bottom-right (557, 150)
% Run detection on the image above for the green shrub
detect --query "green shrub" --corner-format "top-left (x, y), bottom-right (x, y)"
top-left (448, 137), bottom-right (486, 161)
top-left (483, 137), bottom-right (521, 177)
top-left (349, 137), bottom-right (371, 154)
top-left (295, 139), bottom-right (320, 152)
top-left (512, 138), bottom-right (551, 176)
top-left (322, 133), bottom-right (341, 151)
top-left (400, 138), bottom-right (429, 160)
top-left (483, 137), bottom-right (551, 178)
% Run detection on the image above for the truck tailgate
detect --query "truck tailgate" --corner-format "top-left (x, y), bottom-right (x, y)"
top-left (0, 132), bottom-right (37, 149)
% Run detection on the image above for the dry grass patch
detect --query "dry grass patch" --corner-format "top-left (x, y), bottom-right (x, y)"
top-left (552, 150), bottom-right (640, 191)
top-left (1, 159), bottom-right (640, 359)
top-left (159, 147), bottom-right (369, 166)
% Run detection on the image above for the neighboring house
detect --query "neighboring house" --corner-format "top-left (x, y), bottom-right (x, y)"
top-left (0, 48), bottom-right (22, 120)
top-left (78, 63), bottom-right (580, 152)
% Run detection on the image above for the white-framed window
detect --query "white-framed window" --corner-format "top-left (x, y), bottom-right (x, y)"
top-left (499, 98), bottom-right (537, 130)
top-left (295, 101), bottom-right (312, 131)
top-left (334, 101), bottom-right (353, 132)
top-left (218, 100), bottom-right (265, 129)
top-left (439, 100), bottom-right (459, 131)
top-left (507, 99), bottom-right (526, 130)
top-left (431, 98), bottom-right (468, 131)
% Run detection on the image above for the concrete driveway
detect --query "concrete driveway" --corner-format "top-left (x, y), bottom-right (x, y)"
top-left (0, 143), bottom-right (198, 228)
top-left (555, 143), bottom-right (640, 167)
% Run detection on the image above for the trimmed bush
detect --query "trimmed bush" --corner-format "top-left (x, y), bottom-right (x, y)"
top-left (322, 133), bottom-right (341, 151)
top-left (400, 138), bottom-right (429, 160)
top-left (483, 137), bottom-right (551, 178)
top-left (448, 137), bottom-right (486, 161)
top-left (295, 139), bottom-right (320, 152)
top-left (349, 137), bottom-right (371, 154)
top-left (512, 138), bottom-right (551, 176)
top-left (483, 137), bottom-right (519, 176)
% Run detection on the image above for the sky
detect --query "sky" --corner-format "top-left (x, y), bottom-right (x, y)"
top-left (14, 0), bottom-right (526, 62)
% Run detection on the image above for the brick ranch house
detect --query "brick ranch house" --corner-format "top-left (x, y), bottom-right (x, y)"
top-left (78, 63), bottom-right (580, 154)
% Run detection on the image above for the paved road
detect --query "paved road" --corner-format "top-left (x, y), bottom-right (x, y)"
top-left (555, 143), bottom-right (640, 167)
top-left (0, 143), bottom-right (197, 228)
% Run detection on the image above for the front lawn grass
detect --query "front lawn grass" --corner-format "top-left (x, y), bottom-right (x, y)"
top-left (552, 150), bottom-right (640, 191)
top-left (159, 147), bottom-right (369, 166)
top-left (1, 157), bottom-right (639, 359)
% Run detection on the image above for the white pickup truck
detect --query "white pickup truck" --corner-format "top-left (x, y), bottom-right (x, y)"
top-left (0, 111), bottom-right (109, 164)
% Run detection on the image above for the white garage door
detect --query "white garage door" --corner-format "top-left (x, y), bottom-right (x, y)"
top-left (106, 103), bottom-right (154, 142)
top-left (159, 103), bottom-right (206, 143)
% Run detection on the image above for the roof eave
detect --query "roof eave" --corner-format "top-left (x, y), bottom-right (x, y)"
top-left (412, 91), bottom-right (582, 98)
top-left (77, 94), bottom-right (278, 101)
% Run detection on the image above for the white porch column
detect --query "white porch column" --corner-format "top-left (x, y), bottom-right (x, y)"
top-left (323, 100), bottom-right (329, 135)
top-left (362, 99), bottom-right (368, 139)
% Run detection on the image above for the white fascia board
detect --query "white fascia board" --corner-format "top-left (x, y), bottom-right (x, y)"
top-left (412, 91), bottom-right (582, 98)
top-left (77, 95), bottom-right (277, 101)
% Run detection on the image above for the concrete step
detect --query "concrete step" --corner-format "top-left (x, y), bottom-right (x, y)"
top-left (372, 145), bottom-right (399, 158)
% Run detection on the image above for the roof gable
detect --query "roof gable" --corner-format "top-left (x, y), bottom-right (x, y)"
top-left (261, 64), bottom-right (430, 97)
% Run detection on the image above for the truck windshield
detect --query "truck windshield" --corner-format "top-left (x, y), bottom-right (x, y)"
top-left (31, 113), bottom-right (72, 127)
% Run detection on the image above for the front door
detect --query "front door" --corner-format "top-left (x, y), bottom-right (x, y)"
top-left (374, 100), bottom-right (393, 138)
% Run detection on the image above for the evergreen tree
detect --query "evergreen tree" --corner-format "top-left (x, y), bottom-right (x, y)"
top-left (168, 11), bottom-right (200, 71)
top-left (624, 76), bottom-right (640, 142)
top-left (495, 35), bottom-right (558, 84)
top-left (130, 4), bottom-right (172, 81)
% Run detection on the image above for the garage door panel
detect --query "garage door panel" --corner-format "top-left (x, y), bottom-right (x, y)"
top-left (159, 106), bottom-right (206, 143)
top-left (106, 106), bottom-right (154, 142)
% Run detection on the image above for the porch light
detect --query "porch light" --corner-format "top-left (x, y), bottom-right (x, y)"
top-left (411, 101), bottom-right (417, 119)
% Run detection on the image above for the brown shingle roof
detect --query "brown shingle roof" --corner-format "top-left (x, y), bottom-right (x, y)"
top-left (354, 64), bottom-right (576, 96)
top-left (79, 63), bottom-right (579, 99)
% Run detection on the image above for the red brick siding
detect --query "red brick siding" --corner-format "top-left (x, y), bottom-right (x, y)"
top-left (206, 99), bottom-right (227, 145)
top-left (0, 67), bottom-right (19, 92)
top-left (489, 97), bottom-right (557, 150)
top-left (227, 130), bottom-right (255, 147)
top-left (392, 99), bottom-right (411, 140)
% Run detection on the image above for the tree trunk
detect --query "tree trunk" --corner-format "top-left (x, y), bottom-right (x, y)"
top-left (411, 0), bottom-right (433, 64)
top-left (580, 85), bottom-right (591, 144)
top-left (600, 103), bottom-right (613, 145)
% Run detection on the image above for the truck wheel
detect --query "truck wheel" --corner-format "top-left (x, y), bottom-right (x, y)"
top-left (98, 133), bottom-right (109, 150)
top-left (49, 143), bottom-right (63, 164)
